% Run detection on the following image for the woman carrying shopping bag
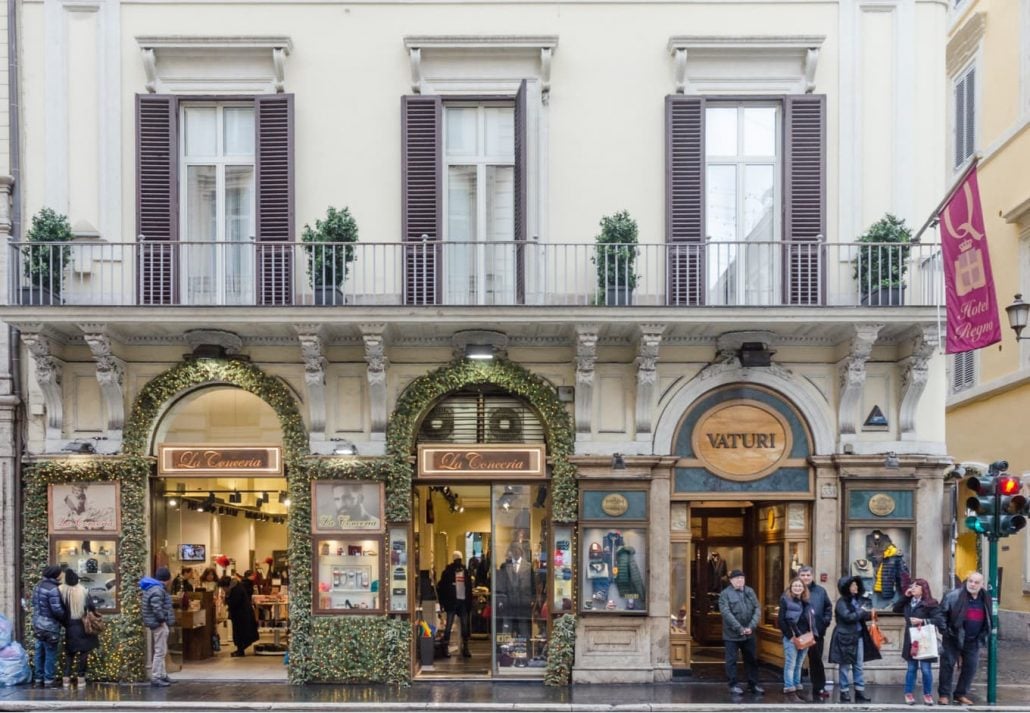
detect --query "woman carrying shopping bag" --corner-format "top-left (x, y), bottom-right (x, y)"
top-left (893, 578), bottom-right (944, 705)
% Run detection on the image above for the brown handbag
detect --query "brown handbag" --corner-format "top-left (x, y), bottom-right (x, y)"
top-left (83, 609), bottom-right (105, 635)
top-left (791, 609), bottom-right (816, 651)
top-left (868, 610), bottom-right (889, 650)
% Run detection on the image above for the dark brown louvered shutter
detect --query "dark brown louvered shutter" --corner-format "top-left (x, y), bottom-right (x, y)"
top-left (402, 95), bottom-right (442, 305)
top-left (513, 80), bottom-right (528, 304)
top-left (666, 95), bottom-right (705, 306)
top-left (783, 94), bottom-right (825, 306)
top-left (136, 94), bottom-right (178, 305)
top-left (256, 94), bottom-right (294, 305)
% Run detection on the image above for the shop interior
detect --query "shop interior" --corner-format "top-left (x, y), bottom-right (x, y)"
top-left (414, 482), bottom-right (551, 678)
top-left (149, 387), bottom-right (289, 680)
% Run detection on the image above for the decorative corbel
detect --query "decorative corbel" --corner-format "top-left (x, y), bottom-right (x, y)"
top-left (294, 326), bottom-right (327, 444)
top-left (0, 175), bottom-right (13, 235)
top-left (409, 47), bottom-right (424, 94)
top-left (635, 324), bottom-right (666, 437)
top-left (540, 47), bottom-right (553, 105)
top-left (804, 47), bottom-right (820, 93)
top-left (673, 47), bottom-right (688, 94)
top-left (899, 326), bottom-right (939, 438)
top-left (79, 326), bottom-right (125, 448)
top-left (360, 324), bottom-right (389, 437)
top-left (838, 323), bottom-right (882, 437)
top-left (141, 48), bottom-right (157, 93)
top-left (272, 47), bottom-right (288, 93)
top-left (21, 332), bottom-right (64, 448)
top-left (574, 325), bottom-right (599, 437)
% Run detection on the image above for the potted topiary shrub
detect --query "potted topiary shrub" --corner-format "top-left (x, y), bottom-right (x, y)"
top-left (853, 213), bottom-right (912, 306)
top-left (301, 206), bottom-right (358, 305)
top-left (593, 210), bottom-right (639, 306)
top-left (22, 207), bottom-right (73, 305)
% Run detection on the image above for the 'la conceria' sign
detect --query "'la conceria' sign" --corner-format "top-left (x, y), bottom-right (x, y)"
top-left (158, 446), bottom-right (283, 476)
top-left (418, 444), bottom-right (546, 478)
top-left (691, 400), bottom-right (792, 481)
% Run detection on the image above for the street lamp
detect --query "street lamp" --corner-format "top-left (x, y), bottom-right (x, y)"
top-left (1005, 294), bottom-right (1030, 340)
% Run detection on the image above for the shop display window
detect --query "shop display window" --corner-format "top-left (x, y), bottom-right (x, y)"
top-left (845, 488), bottom-right (916, 611)
top-left (52, 537), bottom-right (119, 612)
top-left (388, 527), bottom-right (408, 612)
top-left (581, 527), bottom-right (647, 614)
top-left (761, 542), bottom-right (784, 626)
top-left (551, 526), bottom-right (574, 615)
top-left (313, 536), bottom-right (383, 614)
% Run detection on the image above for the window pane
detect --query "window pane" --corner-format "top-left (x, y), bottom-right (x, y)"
top-left (185, 165), bottom-right (217, 304)
top-left (445, 165), bottom-right (477, 304)
top-left (705, 165), bottom-right (736, 242)
top-left (184, 107), bottom-right (217, 157)
top-left (484, 107), bottom-right (514, 158)
top-left (446, 108), bottom-right (477, 157)
top-left (486, 166), bottom-right (515, 304)
top-left (224, 107), bottom-right (255, 156)
top-left (744, 165), bottom-right (777, 304)
top-left (743, 107), bottom-right (777, 157)
top-left (743, 164), bottom-right (774, 240)
top-left (705, 107), bottom-right (737, 156)
top-left (225, 166), bottom-right (255, 304)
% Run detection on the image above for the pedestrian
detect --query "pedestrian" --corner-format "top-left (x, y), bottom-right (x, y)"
top-left (828, 575), bottom-right (880, 702)
top-left (220, 575), bottom-right (259, 656)
top-left (777, 576), bottom-right (812, 702)
top-left (893, 578), bottom-right (943, 705)
top-left (140, 566), bottom-right (173, 687)
top-left (58, 569), bottom-right (100, 687)
top-left (937, 571), bottom-right (989, 706)
top-left (30, 565), bottom-right (66, 688)
top-left (717, 569), bottom-right (765, 696)
top-left (437, 551), bottom-right (472, 658)
top-left (798, 565), bottom-right (833, 700)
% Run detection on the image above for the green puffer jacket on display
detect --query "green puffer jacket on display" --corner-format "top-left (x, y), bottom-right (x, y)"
top-left (614, 546), bottom-right (645, 599)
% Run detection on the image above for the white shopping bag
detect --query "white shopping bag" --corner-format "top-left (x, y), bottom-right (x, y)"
top-left (909, 624), bottom-right (939, 660)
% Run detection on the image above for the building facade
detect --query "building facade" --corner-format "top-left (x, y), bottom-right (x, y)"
top-left (945, 0), bottom-right (1030, 640)
top-left (0, 0), bottom-right (956, 685)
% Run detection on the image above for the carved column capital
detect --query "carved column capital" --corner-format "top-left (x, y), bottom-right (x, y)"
top-left (294, 327), bottom-right (327, 439)
top-left (79, 327), bottom-right (125, 447)
top-left (22, 332), bottom-right (64, 447)
top-left (573, 325), bottom-right (599, 438)
top-left (361, 324), bottom-right (389, 437)
top-left (635, 324), bottom-right (666, 438)
top-left (838, 323), bottom-right (882, 437)
top-left (900, 326), bottom-right (940, 437)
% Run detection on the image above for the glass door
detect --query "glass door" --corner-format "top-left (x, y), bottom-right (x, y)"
top-left (491, 483), bottom-right (548, 676)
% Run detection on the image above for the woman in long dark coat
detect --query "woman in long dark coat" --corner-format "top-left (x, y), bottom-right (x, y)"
top-left (58, 569), bottom-right (99, 686)
top-left (828, 575), bottom-right (882, 703)
top-left (219, 576), bottom-right (259, 656)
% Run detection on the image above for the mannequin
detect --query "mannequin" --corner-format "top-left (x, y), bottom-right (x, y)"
top-left (707, 551), bottom-right (728, 592)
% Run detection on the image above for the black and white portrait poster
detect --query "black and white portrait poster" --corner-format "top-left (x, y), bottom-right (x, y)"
top-left (312, 481), bottom-right (383, 533)
top-left (49, 483), bottom-right (120, 534)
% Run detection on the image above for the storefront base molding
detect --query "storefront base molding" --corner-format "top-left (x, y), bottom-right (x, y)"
top-left (573, 618), bottom-right (661, 683)
top-left (998, 609), bottom-right (1030, 641)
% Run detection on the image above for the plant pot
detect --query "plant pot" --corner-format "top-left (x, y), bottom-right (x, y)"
top-left (20, 286), bottom-right (60, 305)
top-left (312, 285), bottom-right (345, 306)
top-left (604, 285), bottom-right (633, 306)
top-left (861, 286), bottom-right (904, 306)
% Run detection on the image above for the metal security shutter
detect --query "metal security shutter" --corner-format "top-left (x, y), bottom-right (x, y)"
top-left (951, 350), bottom-right (976, 393)
top-left (402, 95), bottom-right (442, 305)
top-left (136, 94), bottom-right (179, 305)
top-left (954, 67), bottom-right (976, 168)
top-left (666, 95), bottom-right (705, 306)
top-left (256, 94), bottom-right (294, 305)
top-left (783, 94), bottom-right (826, 306)
top-left (514, 80), bottom-right (528, 304)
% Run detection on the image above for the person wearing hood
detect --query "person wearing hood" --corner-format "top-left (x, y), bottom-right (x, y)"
top-left (893, 578), bottom-right (944, 705)
top-left (58, 569), bottom-right (100, 687)
top-left (220, 575), bottom-right (259, 656)
top-left (31, 565), bottom-right (66, 688)
top-left (140, 567), bottom-right (173, 687)
top-left (437, 551), bottom-right (472, 658)
top-left (828, 575), bottom-right (881, 703)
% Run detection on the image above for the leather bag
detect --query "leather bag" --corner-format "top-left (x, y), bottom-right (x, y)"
top-left (868, 610), bottom-right (889, 650)
top-left (791, 609), bottom-right (816, 651)
top-left (83, 609), bottom-right (105, 636)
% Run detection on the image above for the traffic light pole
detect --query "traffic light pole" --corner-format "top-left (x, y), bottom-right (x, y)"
top-left (987, 533), bottom-right (999, 706)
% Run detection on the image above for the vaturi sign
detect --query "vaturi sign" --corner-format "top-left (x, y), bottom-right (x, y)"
top-left (691, 400), bottom-right (792, 481)
top-left (418, 444), bottom-right (546, 479)
top-left (158, 446), bottom-right (283, 477)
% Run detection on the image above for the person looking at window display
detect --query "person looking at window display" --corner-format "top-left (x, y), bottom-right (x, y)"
top-left (829, 575), bottom-right (880, 703)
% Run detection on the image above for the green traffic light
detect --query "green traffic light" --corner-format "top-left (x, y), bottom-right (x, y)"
top-left (965, 514), bottom-right (988, 534)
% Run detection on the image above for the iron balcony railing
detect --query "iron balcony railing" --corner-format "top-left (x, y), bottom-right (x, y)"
top-left (8, 240), bottom-right (943, 308)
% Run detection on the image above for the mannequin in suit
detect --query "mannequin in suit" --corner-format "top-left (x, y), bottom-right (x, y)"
top-left (497, 543), bottom-right (533, 638)
top-left (708, 551), bottom-right (728, 593)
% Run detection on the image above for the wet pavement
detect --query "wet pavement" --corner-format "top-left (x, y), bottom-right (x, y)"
top-left (0, 639), bottom-right (1026, 712)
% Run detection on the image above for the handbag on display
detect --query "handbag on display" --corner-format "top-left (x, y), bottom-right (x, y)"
top-left (868, 610), bottom-right (889, 650)
top-left (909, 623), bottom-right (939, 660)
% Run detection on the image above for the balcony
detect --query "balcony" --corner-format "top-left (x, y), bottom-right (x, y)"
top-left (8, 240), bottom-right (942, 310)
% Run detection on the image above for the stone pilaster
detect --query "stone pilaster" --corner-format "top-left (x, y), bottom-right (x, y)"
top-left (574, 325), bottom-right (598, 440)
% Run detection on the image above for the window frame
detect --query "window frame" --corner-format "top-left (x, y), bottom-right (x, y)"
top-left (952, 62), bottom-right (978, 171)
top-left (950, 349), bottom-right (977, 394)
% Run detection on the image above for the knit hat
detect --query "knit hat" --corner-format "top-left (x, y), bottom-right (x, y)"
top-left (64, 569), bottom-right (80, 586)
top-left (155, 567), bottom-right (171, 582)
top-left (452, 550), bottom-right (463, 561)
top-left (42, 565), bottom-right (63, 580)
top-left (729, 569), bottom-right (745, 579)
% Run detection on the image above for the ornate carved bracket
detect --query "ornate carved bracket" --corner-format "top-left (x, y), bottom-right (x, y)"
top-left (272, 47), bottom-right (288, 93)
top-left (540, 47), bottom-right (553, 104)
top-left (21, 331), bottom-right (64, 447)
top-left (79, 325), bottom-right (125, 448)
top-left (409, 47), bottom-right (424, 94)
top-left (635, 324), bottom-right (666, 436)
top-left (141, 48), bottom-right (157, 93)
top-left (838, 324), bottom-right (882, 437)
top-left (673, 48), bottom-right (688, 94)
top-left (804, 47), bottom-right (820, 93)
top-left (899, 326), bottom-right (939, 438)
top-left (361, 323), bottom-right (389, 437)
top-left (294, 326), bottom-right (327, 441)
top-left (574, 325), bottom-right (599, 436)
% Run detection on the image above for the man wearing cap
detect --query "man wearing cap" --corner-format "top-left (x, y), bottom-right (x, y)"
top-left (437, 551), bottom-right (472, 658)
top-left (718, 569), bottom-right (765, 696)
top-left (140, 567), bottom-right (174, 686)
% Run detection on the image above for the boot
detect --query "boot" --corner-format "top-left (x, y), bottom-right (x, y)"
top-left (840, 691), bottom-right (851, 703)
top-left (70, 675), bottom-right (78, 688)
top-left (461, 641), bottom-right (472, 658)
top-left (854, 690), bottom-right (872, 702)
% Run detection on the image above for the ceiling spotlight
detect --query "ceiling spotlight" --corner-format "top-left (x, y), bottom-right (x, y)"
top-left (229, 491), bottom-right (242, 504)
top-left (261, 491), bottom-right (269, 504)
top-left (278, 491), bottom-right (288, 504)
top-left (167, 498), bottom-right (177, 508)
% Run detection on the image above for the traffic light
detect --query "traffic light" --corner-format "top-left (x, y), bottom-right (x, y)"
top-left (997, 475), bottom-right (1028, 536)
top-left (966, 473), bottom-right (999, 536)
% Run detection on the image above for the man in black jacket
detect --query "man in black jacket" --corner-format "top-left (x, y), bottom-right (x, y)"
top-left (437, 551), bottom-right (471, 658)
top-left (799, 565), bottom-right (833, 700)
top-left (938, 572), bottom-right (990, 705)
top-left (717, 569), bottom-right (765, 696)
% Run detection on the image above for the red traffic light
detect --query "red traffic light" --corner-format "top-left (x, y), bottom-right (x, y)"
top-left (998, 476), bottom-right (1021, 496)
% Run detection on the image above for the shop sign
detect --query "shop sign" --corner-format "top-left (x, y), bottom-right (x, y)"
top-left (691, 400), bottom-right (792, 481)
top-left (158, 446), bottom-right (283, 476)
top-left (601, 493), bottom-right (630, 517)
top-left (868, 493), bottom-right (897, 517)
top-left (418, 444), bottom-right (546, 478)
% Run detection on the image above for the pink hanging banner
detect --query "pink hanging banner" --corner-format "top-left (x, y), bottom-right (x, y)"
top-left (940, 167), bottom-right (1001, 354)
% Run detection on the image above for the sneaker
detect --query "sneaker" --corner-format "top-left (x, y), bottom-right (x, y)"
top-left (159, 675), bottom-right (173, 684)
top-left (955, 695), bottom-right (974, 705)
top-left (938, 696), bottom-right (950, 706)
top-left (729, 684), bottom-right (744, 695)
top-left (150, 678), bottom-right (170, 687)
top-left (923, 694), bottom-right (935, 705)
top-left (905, 693), bottom-right (916, 705)
top-left (749, 685), bottom-right (765, 695)
top-left (855, 690), bottom-right (872, 702)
